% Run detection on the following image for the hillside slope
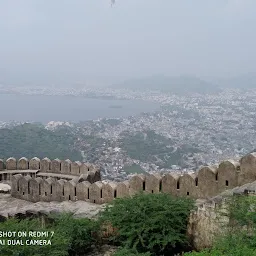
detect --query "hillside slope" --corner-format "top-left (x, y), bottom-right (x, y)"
top-left (0, 123), bottom-right (82, 161)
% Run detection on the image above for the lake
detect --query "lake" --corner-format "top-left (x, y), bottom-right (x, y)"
top-left (0, 93), bottom-right (160, 123)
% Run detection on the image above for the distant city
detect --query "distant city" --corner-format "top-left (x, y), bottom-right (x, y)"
top-left (1, 83), bottom-right (256, 182)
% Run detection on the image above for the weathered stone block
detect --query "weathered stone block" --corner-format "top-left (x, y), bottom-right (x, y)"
top-left (61, 159), bottom-right (71, 174)
top-left (145, 173), bottom-right (162, 194)
top-left (80, 163), bottom-right (90, 174)
top-left (218, 160), bottom-right (239, 192)
top-left (27, 178), bottom-right (40, 202)
top-left (102, 182), bottom-right (117, 203)
top-left (179, 173), bottom-right (199, 198)
top-left (88, 181), bottom-right (104, 204)
top-left (41, 178), bottom-right (54, 202)
top-left (239, 153), bottom-right (256, 186)
top-left (71, 161), bottom-right (81, 175)
top-left (129, 174), bottom-right (145, 195)
top-left (52, 159), bottom-right (61, 173)
top-left (11, 174), bottom-right (22, 198)
top-left (6, 157), bottom-right (17, 170)
top-left (19, 175), bottom-right (32, 201)
top-left (162, 173), bottom-right (180, 196)
top-left (87, 169), bottom-right (101, 183)
top-left (17, 157), bottom-right (29, 170)
top-left (40, 158), bottom-right (51, 172)
top-left (35, 177), bottom-right (43, 200)
top-left (29, 157), bottom-right (40, 170)
top-left (76, 181), bottom-right (90, 201)
top-left (51, 179), bottom-right (65, 201)
top-left (198, 166), bottom-right (218, 198)
top-left (78, 174), bottom-right (88, 183)
top-left (0, 159), bottom-right (4, 170)
top-left (64, 180), bottom-right (77, 201)
top-left (116, 181), bottom-right (129, 198)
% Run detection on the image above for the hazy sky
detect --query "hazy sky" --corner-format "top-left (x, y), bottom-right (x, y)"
top-left (0, 0), bottom-right (255, 86)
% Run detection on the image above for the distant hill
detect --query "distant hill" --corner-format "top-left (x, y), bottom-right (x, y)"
top-left (112, 75), bottom-right (221, 95)
top-left (214, 73), bottom-right (256, 89)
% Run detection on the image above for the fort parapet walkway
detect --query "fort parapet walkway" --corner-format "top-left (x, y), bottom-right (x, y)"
top-left (1, 152), bottom-right (256, 204)
top-left (0, 157), bottom-right (100, 181)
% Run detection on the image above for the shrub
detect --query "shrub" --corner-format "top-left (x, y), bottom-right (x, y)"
top-left (185, 241), bottom-right (256, 256)
top-left (51, 213), bottom-right (100, 255)
top-left (0, 213), bottom-right (100, 256)
top-left (113, 247), bottom-right (151, 256)
top-left (0, 217), bottom-right (69, 256)
top-left (99, 192), bottom-right (195, 255)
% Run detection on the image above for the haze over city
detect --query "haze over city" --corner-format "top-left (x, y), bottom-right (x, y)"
top-left (1, 3), bottom-right (256, 255)
top-left (0, 0), bottom-right (256, 87)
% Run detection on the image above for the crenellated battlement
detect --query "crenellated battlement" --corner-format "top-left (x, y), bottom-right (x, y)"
top-left (0, 157), bottom-right (100, 182)
top-left (0, 157), bottom-right (98, 173)
top-left (1, 152), bottom-right (256, 204)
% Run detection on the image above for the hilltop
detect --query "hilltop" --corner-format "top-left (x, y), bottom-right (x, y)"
top-left (212, 72), bottom-right (256, 89)
top-left (112, 75), bottom-right (221, 95)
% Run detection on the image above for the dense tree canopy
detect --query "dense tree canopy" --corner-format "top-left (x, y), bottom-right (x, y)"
top-left (99, 193), bottom-right (195, 255)
top-left (0, 123), bottom-right (83, 161)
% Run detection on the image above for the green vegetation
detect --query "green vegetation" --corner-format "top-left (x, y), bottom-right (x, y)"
top-left (99, 193), bottom-right (195, 256)
top-left (113, 248), bottom-right (151, 256)
top-left (0, 193), bottom-right (195, 256)
top-left (120, 130), bottom-right (201, 168)
top-left (120, 130), bottom-right (176, 165)
top-left (3, 192), bottom-right (256, 256)
top-left (123, 164), bottom-right (146, 174)
top-left (0, 214), bottom-right (99, 256)
top-left (78, 134), bottom-right (108, 162)
top-left (0, 123), bottom-right (83, 161)
top-left (184, 194), bottom-right (256, 256)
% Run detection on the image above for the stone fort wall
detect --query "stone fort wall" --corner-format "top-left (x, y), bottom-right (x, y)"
top-left (0, 157), bottom-right (98, 176)
top-left (1, 152), bottom-right (256, 204)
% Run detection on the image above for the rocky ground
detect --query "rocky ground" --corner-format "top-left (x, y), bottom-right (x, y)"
top-left (0, 183), bottom-right (11, 193)
top-left (0, 193), bottom-right (104, 220)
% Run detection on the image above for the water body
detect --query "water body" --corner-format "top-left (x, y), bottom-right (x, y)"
top-left (0, 93), bottom-right (160, 123)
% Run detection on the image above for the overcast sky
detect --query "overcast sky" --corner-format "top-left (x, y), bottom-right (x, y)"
top-left (0, 0), bottom-right (255, 86)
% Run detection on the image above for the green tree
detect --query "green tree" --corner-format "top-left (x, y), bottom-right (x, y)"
top-left (0, 217), bottom-right (69, 256)
top-left (52, 213), bottom-right (100, 256)
top-left (99, 193), bottom-right (195, 256)
top-left (0, 213), bottom-right (99, 256)
top-left (113, 248), bottom-right (151, 256)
